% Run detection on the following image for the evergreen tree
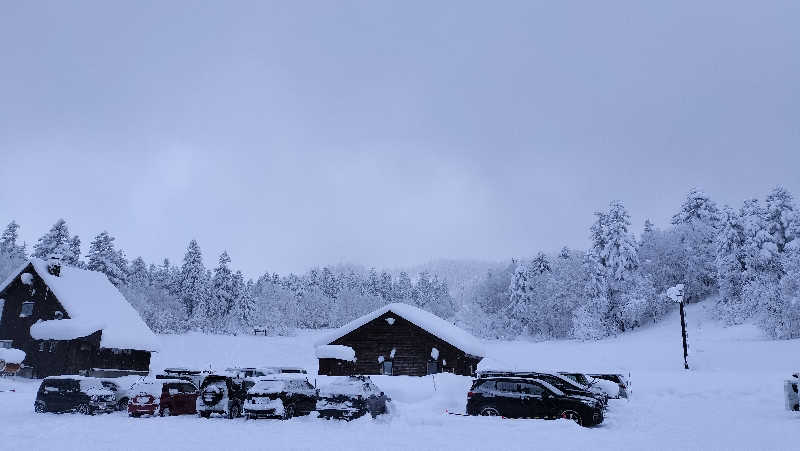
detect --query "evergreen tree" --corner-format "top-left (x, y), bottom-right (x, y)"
top-left (395, 271), bottom-right (413, 303)
top-left (530, 252), bottom-right (551, 274)
top-left (178, 240), bottom-right (209, 318)
top-left (671, 188), bottom-right (721, 228)
top-left (86, 231), bottom-right (128, 286)
top-left (128, 257), bottom-right (150, 288)
top-left (0, 221), bottom-right (26, 258)
top-left (210, 251), bottom-right (235, 330)
top-left (33, 219), bottom-right (76, 263)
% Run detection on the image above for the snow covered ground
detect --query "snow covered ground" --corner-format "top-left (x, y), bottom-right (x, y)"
top-left (2, 300), bottom-right (799, 450)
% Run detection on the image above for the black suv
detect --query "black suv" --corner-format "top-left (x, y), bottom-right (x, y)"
top-left (243, 377), bottom-right (317, 419)
top-left (34, 376), bottom-right (116, 415)
top-left (466, 377), bottom-right (604, 426)
top-left (316, 376), bottom-right (390, 420)
top-left (479, 371), bottom-right (607, 407)
top-left (196, 374), bottom-right (253, 419)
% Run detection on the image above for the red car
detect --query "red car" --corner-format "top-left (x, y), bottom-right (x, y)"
top-left (128, 379), bottom-right (199, 417)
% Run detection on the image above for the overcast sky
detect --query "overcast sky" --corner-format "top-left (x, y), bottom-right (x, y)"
top-left (1, 1), bottom-right (798, 276)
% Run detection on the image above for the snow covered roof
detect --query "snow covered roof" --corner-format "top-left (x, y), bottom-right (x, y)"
top-left (0, 348), bottom-right (26, 364)
top-left (316, 303), bottom-right (485, 357)
top-left (315, 345), bottom-right (356, 362)
top-left (30, 319), bottom-right (104, 341)
top-left (0, 259), bottom-right (160, 352)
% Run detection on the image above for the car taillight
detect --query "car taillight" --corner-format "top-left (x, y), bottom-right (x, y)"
top-left (467, 391), bottom-right (473, 398)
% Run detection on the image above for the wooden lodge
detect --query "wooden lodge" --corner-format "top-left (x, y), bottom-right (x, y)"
top-left (0, 257), bottom-right (159, 378)
top-left (315, 303), bottom-right (484, 377)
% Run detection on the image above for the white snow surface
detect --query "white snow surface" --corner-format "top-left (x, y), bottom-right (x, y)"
top-left (20, 272), bottom-right (33, 285)
top-left (1, 301), bottom-right (799, 450)
top-left (316, 303), bottom-right (485, 357)
top-left (27, 259), bottom-right (160, 351)
top-left (29, 319), bottom-right (104, 341)
top-left (0, 348), bottom-right (26, 364)
top-left (314, 345), bottom-right (356, 362)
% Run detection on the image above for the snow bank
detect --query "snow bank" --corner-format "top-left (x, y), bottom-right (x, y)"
top-left (316, 303), bottom-right (485, 357)
top-left (315, 345), bottom-right (356, 362)
top-left (0, 348), bottom-right (26, 364)
top-left (29, 259), bottom-right (160, 351)
top-left (30, 319), bottom-right (104, 341)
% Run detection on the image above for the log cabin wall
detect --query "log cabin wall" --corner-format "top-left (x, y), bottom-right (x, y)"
top-left (329, 311), bottom-right (480, 376)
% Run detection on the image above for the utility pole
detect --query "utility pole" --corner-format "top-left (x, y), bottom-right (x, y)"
top-left (667, 284), bottom-right (689, 370)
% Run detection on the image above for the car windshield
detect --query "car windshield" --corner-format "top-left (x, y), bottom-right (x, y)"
top-left (321, 378), bottom-right (373, 397)
top-left (132, 382), bottom-right (163, 396)
top-left (250, 380), bottom-right (284, 394)
top-left (79, 379), bottom-right (106, 392)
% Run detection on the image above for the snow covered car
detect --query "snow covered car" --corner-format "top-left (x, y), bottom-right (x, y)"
top-left (588, 373), bottom-right (631, 398)
top-left (128, 379), bottom-right (199, 417)
top-left (226, 366), bottom-right (308, 378)
top-left (243, 377), bottom-right (317, 419)
top-left (197, 374), bottom-right (251, 419)
top-left (785, 373), bottom-right (799, 411)
top-left (156, 368), bottom-right (211, 389)
top-left (34, 376), bottom-right (116, 415)
top-left (316, 376), bottom-right (390, 420)
top-left (466, 377), bottom-right (604, 427)
top-left (100, 376), bottom-right (146, 411)
top-left (559, 372), bottom-right (620, 399)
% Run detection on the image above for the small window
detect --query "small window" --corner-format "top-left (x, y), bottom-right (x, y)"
top-left (381, 360), bottom-right (393, 376)
top-left (49, 341), bottom-right (57, 353)
top-left (20, 301), bottom-right (34, 317)
top-left (0, 340), bottom-right (12, 349)
top-left (39, 341), bottom-right (46, 352)
top-left (495, 381), bottom-right (518, 393)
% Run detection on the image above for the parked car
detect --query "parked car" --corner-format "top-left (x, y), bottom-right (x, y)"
top-left (316, 376), bottom-right (390, 420)
top-left (34, 376), bottom-right (116, 415)
top-left (559, 372), bottom-right (620, 399)
top-left (100, 375), bottom-right (146, 411)
top-left (244, 377), bottom-right (317, 419)
top-left (588, 373), bottom-right (630, 398)
top-left (128, 379), bottom-right (199, 417)
top-left (785, 373), bottom-right (799, 411)
top-left (478, 371), bottom-right (606, 407)
top-left (157, 368), bottom-right (211, 389)
top-left (226, 367), bottom-right (308, 378)
top-left (197, 373), bottom-right (252, 419)
top-left (466, 376), bottom-right (604, 427)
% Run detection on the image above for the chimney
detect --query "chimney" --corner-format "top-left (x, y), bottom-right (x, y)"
top-left (46, 254), bottom-right (62, 277)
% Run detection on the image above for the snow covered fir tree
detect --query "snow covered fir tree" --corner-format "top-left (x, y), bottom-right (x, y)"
top-left (1, 186), bottom-right (799, 341)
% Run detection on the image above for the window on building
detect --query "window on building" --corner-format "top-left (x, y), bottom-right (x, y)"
top-left (381, 360), bottom-right (393, 375)
top-left (20, 301), bottom-right (34, 317)
top-left (0, 340), bottom-right (12, 349)
top-left (39, 341), bottom-right (46, 352)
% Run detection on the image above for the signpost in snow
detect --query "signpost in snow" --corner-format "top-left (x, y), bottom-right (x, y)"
top-left (667, 284), bottom-right (689, 370)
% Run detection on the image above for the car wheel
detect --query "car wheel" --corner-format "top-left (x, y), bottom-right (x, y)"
top-left (118, 398), bottom-right (129, 411)
top-left (283, 404), bottom-right (295, 420)
top-left (199, 411), bottom-right (211, 418)
top-left (34, 401), bottom-right (46, 413)
top-left (560, 410), bottom-right (583, 426)
top-left (77, 404), bottom-right (91, 415)
top-left (479, 406), bottom-right (500, 417)
top-left (161, 407), bottom-right (171, 417)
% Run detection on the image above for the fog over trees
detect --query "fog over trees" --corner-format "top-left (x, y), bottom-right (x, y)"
top-left (2, 186), bottom-right (799, 340)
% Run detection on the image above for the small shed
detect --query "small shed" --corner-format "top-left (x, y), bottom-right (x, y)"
top-left (315, 303), bottom-right (484, 376)
top-left (0, 257), bottom-right (160, 378)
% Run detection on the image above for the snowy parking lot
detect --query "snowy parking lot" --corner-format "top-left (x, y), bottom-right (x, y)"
top-left (2, 302), bottom-right (799, 451)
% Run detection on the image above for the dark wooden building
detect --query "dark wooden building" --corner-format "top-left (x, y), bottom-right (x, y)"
top-left (316, 303), bottom-right (484, 377)
top-left (0, 258), bottom-right (159, 378)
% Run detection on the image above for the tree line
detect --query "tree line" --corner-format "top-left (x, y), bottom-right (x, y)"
top-left (0, 222), bottom-right (454, 335)
top-left (2, 186), bottom-right (798, 340)
top-left (459, 187), bottom-right (800, 340)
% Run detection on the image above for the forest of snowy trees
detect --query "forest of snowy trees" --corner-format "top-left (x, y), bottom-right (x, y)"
top-left (1, 186), bottom-right (799, 340)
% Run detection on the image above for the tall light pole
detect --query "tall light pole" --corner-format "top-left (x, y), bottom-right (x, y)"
top-left (667, 284), bottom-right (689, 370)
